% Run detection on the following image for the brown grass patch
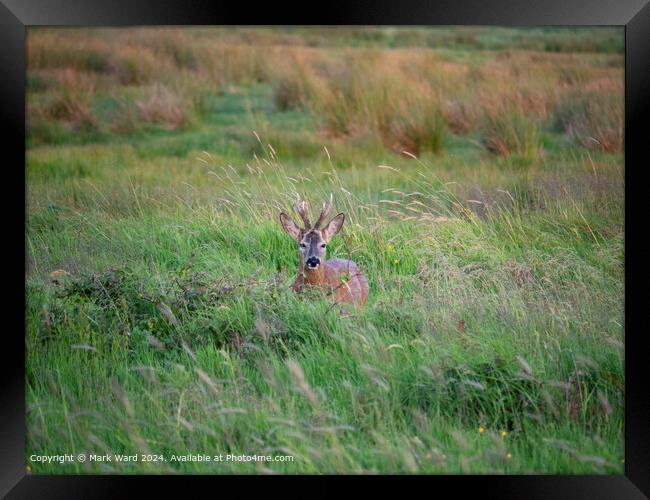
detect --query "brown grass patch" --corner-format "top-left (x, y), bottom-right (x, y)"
top-left (135, 84), bottom-right (191, 129)
top-left (554, 77), bottom-right (623, 152)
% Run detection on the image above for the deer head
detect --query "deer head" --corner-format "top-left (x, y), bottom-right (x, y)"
top-left (279, 193), bottom-right (345, 272)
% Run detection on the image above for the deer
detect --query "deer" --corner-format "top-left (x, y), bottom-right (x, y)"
top-left (279, 194), bottom-right (369, 308)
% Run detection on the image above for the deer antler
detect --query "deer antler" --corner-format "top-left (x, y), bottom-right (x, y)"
top-left (313, 193), bottom-right (334, 230)
top-left (294, 193), bottom-right (312, 229)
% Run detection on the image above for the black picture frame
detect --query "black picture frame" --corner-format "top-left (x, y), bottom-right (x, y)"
top-left (5, 0), bottom-right (649, 496)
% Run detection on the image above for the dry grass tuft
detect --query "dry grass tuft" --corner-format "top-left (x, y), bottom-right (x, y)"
top-left (480, 105), bottom-right (541, 160)
top-left (135, 84), bottom-right (191, 129)
top-left (442, 100), bottom-right (474, 135)
top-left (28, 32), bottom-right (112, 73)
top-left (554, 77), bottom-right (623, 152)
top-left (111, 45), bottom-right (162, 85)
top-left (36, 70), bottom-right (97, 130)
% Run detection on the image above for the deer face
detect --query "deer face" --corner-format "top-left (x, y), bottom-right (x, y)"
top-left (300, 229), bottom-right (327, 270)
top-left (279, 194), bottom-right (345, 272)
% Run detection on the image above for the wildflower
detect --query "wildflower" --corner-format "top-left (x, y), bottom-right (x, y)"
top-left (506, 453), bottom-right (512, 459)
top-left (501, 431), bottom-right (507, 438)
top-left (394, 259), bottom-right (399, 265)
top-left (478, 426), bottom-right (485, 433)
top-left (387, 243), bottom-right (394, 252)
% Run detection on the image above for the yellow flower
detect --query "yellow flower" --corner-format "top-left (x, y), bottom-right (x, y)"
top-left (394, 259), bottom-right (399, 265)
top-left (506, 453), bottom-right (512, 459)
top-left (478, 426), bottom-right (485, 433)
top-left (501, 431), bottom-right (507, 437)
top-left (387, 243), bottom-right (394, 251)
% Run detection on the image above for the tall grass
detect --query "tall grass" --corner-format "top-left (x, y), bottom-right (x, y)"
top-left (27, 28), bottom-right (623, 156)
top-left (26, 27), bottom-right (624, 474)
top-left (134, 84), bottom-right (194, 130)
top-left (554, 77), bottom-right (624, 152)
top-left (26, 138), bottom-right (624, 473)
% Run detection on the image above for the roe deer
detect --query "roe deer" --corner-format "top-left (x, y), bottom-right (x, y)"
top-left (279, 194), bottom-right (369, 308)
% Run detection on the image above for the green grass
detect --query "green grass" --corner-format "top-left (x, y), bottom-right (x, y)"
top-left (26, 28), bottom-right (624, 475)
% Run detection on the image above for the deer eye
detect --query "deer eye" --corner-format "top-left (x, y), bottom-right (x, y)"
top-left (320, 244), bottom-right (327, 248)
top-left (300, 243), bottom-right (307, 248)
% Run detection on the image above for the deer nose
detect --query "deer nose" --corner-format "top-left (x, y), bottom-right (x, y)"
top-left (306, 257), bottom-right (320, 269)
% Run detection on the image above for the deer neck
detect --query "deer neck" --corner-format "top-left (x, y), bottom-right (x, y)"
top-left (300, 262), bottom-right (328, 288)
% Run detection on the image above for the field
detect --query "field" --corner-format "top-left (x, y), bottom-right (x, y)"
top-left (26, 27), bottom-right (624, 474)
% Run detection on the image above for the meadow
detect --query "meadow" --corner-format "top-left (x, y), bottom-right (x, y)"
top-left (25, 27), bottom-right (624, 474)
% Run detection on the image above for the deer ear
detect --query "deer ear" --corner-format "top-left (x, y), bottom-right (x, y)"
top-left (323, 213), bottom-right (345, 241)
top-left (280, 213), bottom-right (302, 242)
